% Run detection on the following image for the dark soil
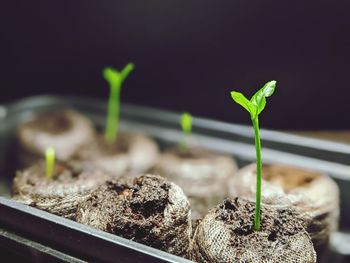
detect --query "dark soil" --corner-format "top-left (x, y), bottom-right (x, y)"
top-left (230, 164), bottom-right (337, 262)
top-left (77, 175), bottom-right (169, 236)
top-left (191, 197), bottom-right (316, 262)
top-left (76, 174), bottom-right (191, 256)
top-left (215, 198), bottom-right (305, 256)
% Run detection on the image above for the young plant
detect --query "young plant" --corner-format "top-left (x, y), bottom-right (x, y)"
top-left (230, 80), bottom-right (276, 231)
top-left (45, 147), bottom-right (55, 180)
top-left (180, 112), bottom-right (192, 152)
top-left (103, 63), bottom-right (135, 144)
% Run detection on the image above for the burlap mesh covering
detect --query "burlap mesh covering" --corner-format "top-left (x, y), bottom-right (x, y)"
top-left (154, 148), bottom-right (237, 219)
top-left (76, 174), bottom-right (192, 257)
top-left (191, 198), bottom-right (316, 263)
top-left (12, 161), bottom-right (110, 219)
top-left (229, 164), bottom-right (339, 247)
top-left (76, 133), bottom-right (159, 178)
top-left (17, 109), bottom-right (95, 166)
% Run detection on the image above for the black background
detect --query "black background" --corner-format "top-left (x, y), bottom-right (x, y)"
top-left (1, 1), bottom-right (350, 130)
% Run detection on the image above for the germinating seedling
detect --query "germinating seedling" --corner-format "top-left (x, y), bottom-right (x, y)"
top-left (180, 112), bottom-right (192, 152)
top-left (103, 63), bottom-right (135, 144)
top-left (45, 147), bottom-right (55, 180)
top-left (230, 80), bottom-right (276, 231)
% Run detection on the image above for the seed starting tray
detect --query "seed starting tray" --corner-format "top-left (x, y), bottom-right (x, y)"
top-left (0, 95), bottom-right (349, 263)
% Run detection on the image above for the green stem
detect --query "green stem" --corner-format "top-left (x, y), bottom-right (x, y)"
top-left (252, 117), bottom-right (262, 231)
top-left (45, 147), bottom-right (55, 180)
top-left (105, 83), bottom-right (120, 143)
top-left (179, 112), bottom-right (192, 152)
top-left (180, 135), bottom-right (189, 152)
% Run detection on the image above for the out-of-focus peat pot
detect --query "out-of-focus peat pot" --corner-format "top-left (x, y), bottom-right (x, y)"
top-left (154, 147), bottom-right (238, 219)
top-left (191, 198), bottom-right (316, 263)
top-left (229, 164), bottom-right (340, 251)
top-left (76, 133), bottom-right (159, 178)
top-left (17, 109), bottom-right (95, 166)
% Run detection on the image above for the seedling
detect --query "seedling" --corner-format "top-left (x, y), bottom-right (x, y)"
top-left (230, 80), bottom-right (276, 231)
top-left (45, 147), bottom-right (55, 180)
top-left (103, 63), bottom-right (134, 144)
top-left (180, 112), bottom-right (192, 151)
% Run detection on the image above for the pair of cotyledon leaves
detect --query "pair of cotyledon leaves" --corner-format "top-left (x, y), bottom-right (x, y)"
top-left (103, 63), bottom-right (135, 91)
top-left (230, 80), bottom-right (276, 120)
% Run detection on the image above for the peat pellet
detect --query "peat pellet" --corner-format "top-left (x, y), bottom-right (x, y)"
top-left (76, 174), bottom-right (192, 257)
top-left (12, 161), bottom-right (109, 219)
top-left (17, 109), bottom-right (95, 166)
top-left (76, 133), bottom-right (159, 178)
top-left (154, 147), bottom-right (237, 219)
top-left (229, 164), bottom-right (339, 249)
top-left (191, 197), bottom-right (316, 263)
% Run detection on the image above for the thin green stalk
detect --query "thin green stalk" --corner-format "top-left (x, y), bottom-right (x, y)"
top-left (105, 83), bottom-right (120, 143)
top-left (180, 134), bottom-right (189, 152)
top-left (45, 147), bottom-right (55, 180)
top-left (103, 63), bottom-right (134, 144)
top-left (180, 112), bottom-right (192, 152)
top-left (252, 117), bottom-right (262, 231)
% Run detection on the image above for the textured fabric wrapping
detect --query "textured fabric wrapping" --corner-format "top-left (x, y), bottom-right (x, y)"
top-left (17, 109), bottom-right (95, 167)
top-left (191, 198), bottom-right (317, 263)
top-left (229, 164), bottom-right (340, 248)
top-left (154, 148), bottom-right (237, 219)
top-left (12, 162), bottom-right (110, 219)
top-left (76, 174), bottom-right (192, 257)
top-left (76, 133), bottom-right (159, 178)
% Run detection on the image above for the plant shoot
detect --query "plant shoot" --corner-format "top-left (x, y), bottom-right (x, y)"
top-left (230, 80), bottom-right (276, 231)
top-left (103, 63), bottom-right (134, 144)
top-left (180, 112), bottom-right (192, 151)
top-left (45, 147), bottom-right (55, 180)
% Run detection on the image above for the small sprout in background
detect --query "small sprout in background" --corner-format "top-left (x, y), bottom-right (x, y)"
top-left (103, 63), bottom-right (135, 144)
top-left (45, 147), bottom-right (55, 180)
top-left (230, 80), bottom-right (277, 231)
top-left (180, 112), bottom-right (192, 152)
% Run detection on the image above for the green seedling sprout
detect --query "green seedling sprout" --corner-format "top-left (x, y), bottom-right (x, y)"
top-left (230, 80), bottom-right (276, 231)
top-left (45, 147), bottom-right (55, 180)
top-left (180, 112), bottom-right (192, 151)
top-left (103, 63), bottom-right (134, 144)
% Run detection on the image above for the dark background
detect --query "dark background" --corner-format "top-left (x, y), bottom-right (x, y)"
top-left (1, 1), bottom-right (349, 130)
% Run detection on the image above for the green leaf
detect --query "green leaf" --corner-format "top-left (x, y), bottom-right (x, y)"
top-left (103, 67), bottom-right (120, 89)
top-left (120, 63), bottom-right (135, 83)
top-left (250, 93), bottom-right (266, 117)
top-left (230, 91), bottom-right (256, 114)
top-left (261, 80), bottom-right (276, 97)
top-left (250, 80), bottom-right (276, 117)
top-left (103, 64), bottom-right (135, 92)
